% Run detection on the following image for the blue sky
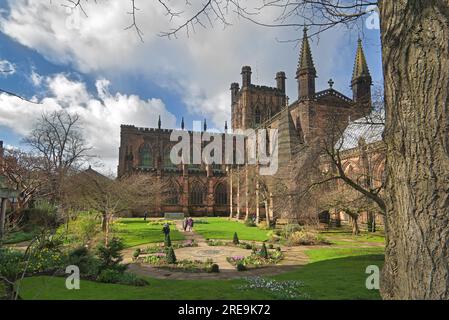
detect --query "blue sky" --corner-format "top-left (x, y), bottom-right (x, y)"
top-left (0, 0), bottom-right (382, 174)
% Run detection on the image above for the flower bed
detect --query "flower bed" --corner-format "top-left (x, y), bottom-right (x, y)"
top-left (142, 254), bottom-right (218, 273)
top-left (236, 277), bottom-right (309, 300)
top-left (227, 249), bottom-right (284, 269)
top-left (139, 240), bottom-right (198, 255)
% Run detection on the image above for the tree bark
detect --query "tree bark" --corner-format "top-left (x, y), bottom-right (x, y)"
top-left (350, 214), bottom-right (360, 236)
top-left (379, 0), bottom-right (449, 299)
top-left (0, 198), bottom-right (7, 239)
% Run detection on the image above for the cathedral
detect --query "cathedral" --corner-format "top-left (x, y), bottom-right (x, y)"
top-left (117, 28), bottom-right (382, 219)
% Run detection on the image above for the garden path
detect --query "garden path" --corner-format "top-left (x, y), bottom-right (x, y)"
top-left (124, 221), bottom-right (310, 280)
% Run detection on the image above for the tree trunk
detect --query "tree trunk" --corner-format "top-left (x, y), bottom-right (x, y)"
top-left (264, 200), bottom-right (270, 228)
top-left (350, 215), bottom-right (360, 236)
top-left (0, 198), bottom-right (7, 239)
top-left (102, 213), bottom-right (110, 245)
top-left (379, 0), bottom-right (449, 299)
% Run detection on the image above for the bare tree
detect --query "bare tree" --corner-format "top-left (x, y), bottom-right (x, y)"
top-left (1, 149), bottom-right (45, 212)
top-left (64, 170), bottom-right (168, 244)
top-left (23, 111), bottom-right (91, 203)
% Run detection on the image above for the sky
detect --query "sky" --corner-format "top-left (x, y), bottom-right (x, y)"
top-left (0, 0), bottom-right (383, 175)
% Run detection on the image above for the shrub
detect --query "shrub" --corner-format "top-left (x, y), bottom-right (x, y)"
top-left (97, 269), bottom-right (122, 283)
top-left (96, 238), bottom-right (125, 272)
top-left (166, 247), bottom-right (177, 264)
top-left (97, 269), bottom-right (148, 286)
top-left (143, 253), bottom-right (167, 265)
top-left (233, 232), bottom-right (239, 245)
top-left (22, 201), bottom-right (58, 230)
top-left (208, 263), bottom-right (220, 273)
top-left (259, 243), bottom-right (269, 259)
top-left (286, 230), bottom-right (330, 246)
top-left (236, 263), bottom-right (246, 271)
top-left (244, 219), bottom-right (256, 227)
top-left (245, 244), bottom-right (252, 250)
top-left (69, 213), bottom-right (100, 245)
top-left (133, 248), bottom-right (141, 260)
top-left (0, 248), bottom-right (24, 281)
top-left (67, 247), bottom-right (94, 274)
top-left (282, 224), bottom-right (303, 239)
top-left (164, 234), bottom-right (172, 247)
top-left (268, 244), bottom-right (274, 249)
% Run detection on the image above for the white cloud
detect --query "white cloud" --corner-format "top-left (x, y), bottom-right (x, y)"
top-left (0, 0), bottom-right (361, 129)
top-left (30, 69), bottom-right (43, 86)
top-left (0, 73), bottom-right (176, 174)
top-left (0, 59), bottom-right (16, 76)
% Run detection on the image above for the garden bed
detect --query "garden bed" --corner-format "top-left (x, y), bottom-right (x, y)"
top-left (227, 248), bottom-right (284, 270)
top-left (140, 254), bottom-right (219, 273)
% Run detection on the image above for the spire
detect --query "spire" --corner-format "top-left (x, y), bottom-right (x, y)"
top-left (158, 115), bottom-right (161, 129)
top-left (181, 117), bottom-right (185, 130)
top-left (352, 38), bottom-right (371, 82)
top-left (203, 119), bottom-right (207, 132)
top-left (224, 121), bottom-right (228, 132)
top-left (296, 27), bottom-right (316, 100)
top-left (297, 27), bottom-right (316, 74)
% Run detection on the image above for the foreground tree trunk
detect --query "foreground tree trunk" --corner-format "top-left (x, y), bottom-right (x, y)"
top-left (379, 0), bottom-right (449, 299)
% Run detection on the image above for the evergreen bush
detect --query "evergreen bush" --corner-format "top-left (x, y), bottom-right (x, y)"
top-left (233, 232), bottom-right (239, 245)
top-left (166, 247), bottom-right (177, 264)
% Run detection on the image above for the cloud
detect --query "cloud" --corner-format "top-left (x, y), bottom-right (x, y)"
top-left (0, 59), bottom-right (16, 76)
top-left (0, 73), bottom-right (177, 174)
top-left (0, 0), bottom-right (361, 129)
top-left (30, 69), bottom-right (43, 86)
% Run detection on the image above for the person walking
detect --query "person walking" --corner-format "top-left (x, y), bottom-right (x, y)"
top-left (187, 217), bottom-right (194, 232)
top-left (143, 210), bottom-right (148, 221)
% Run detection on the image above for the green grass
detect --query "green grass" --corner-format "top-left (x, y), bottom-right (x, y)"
top-left (18, 246), bottom-right (384, 300)
top-left (2, 231), bottom-right (35, 244)
top-left (273, 247), bottom-right (384, 300)
top-left (112, 218), bottom-right (185, 248)
top-left (319, 228), bottom-right (385, 247)
top-left (194, 218), bottom-right (269, 242)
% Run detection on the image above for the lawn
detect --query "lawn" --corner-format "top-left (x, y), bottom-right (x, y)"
top-left (112, 218), bottom-right (185, 248)
top-left (18, 247), bottom-right (384, 300)
top-left (193, 218), bottom-right (269, 242)
top-left (319, 227), bottom-right (385, 247)
top-left (274, 247), bottom-right (384, 300)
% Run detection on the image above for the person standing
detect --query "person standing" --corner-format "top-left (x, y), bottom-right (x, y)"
top-left (162, 223), bottom-right (170, 238)
top-left (144, 210), bottom-right (148, 221)
top-left (182, 217), bottom-right (188, 232)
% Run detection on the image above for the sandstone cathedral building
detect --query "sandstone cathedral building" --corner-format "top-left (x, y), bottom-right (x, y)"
top-left (117, 29), bottom-right (385, 224)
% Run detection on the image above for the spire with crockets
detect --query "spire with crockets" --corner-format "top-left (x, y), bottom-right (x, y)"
top-left (352, 38), bottom-right (371, 81)
top-left (297, 27), bottom-right (316, 73)
top-left (351, 38), bottom-right (372, 104)
top-left (296, 27), bottom-right (317, 100)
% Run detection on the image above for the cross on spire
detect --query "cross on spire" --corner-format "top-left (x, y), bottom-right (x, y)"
top-left (328, 79), bottom-right (334, 89)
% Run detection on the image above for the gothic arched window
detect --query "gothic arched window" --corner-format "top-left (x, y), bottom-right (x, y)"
top-left (255, 107), bottom-right (261, 125)
top-left (164, 146), bottom-right (175, 168)
top-left (166, 183), bottom-right (180, 205)
top-left (214, 183), bottom-right (228, 206)
top-left (139, 144), bottom-right (153, 168)
top-left (190, 181), bottom-right (206, 205)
